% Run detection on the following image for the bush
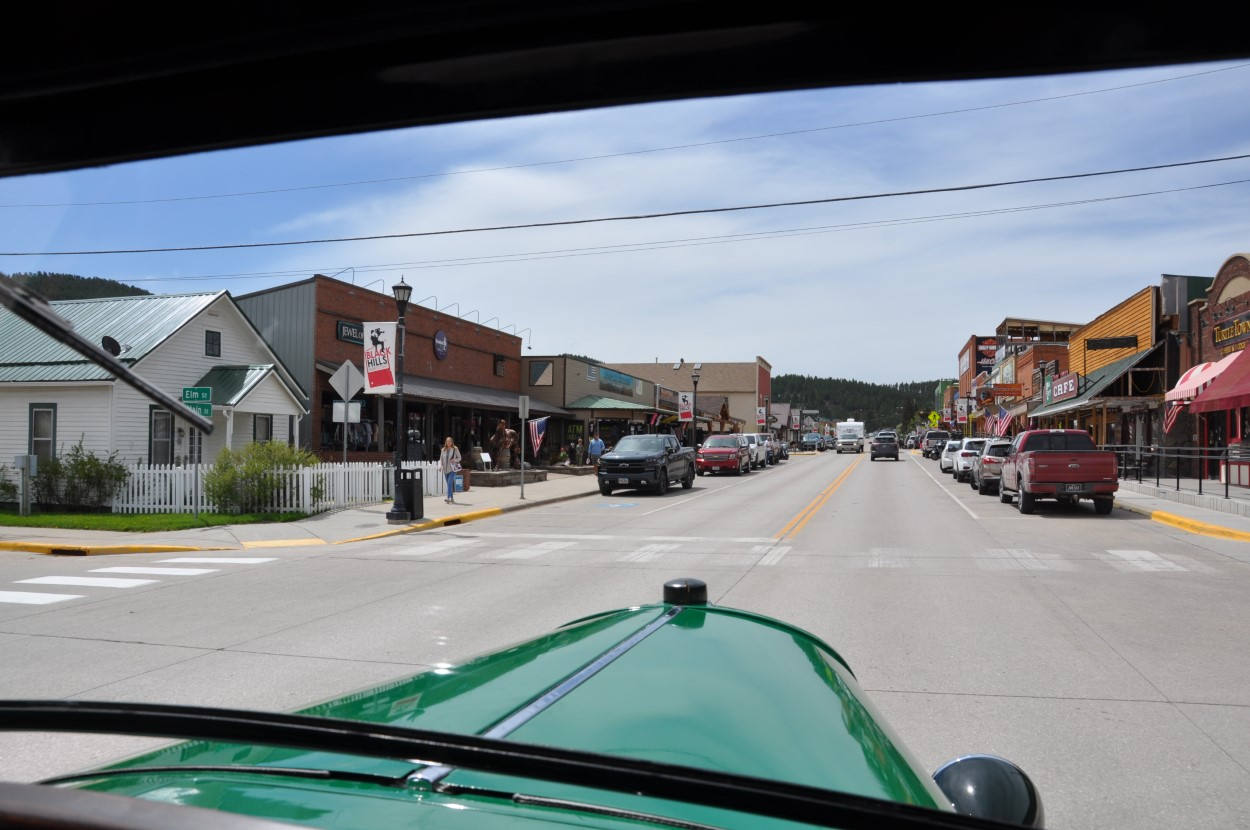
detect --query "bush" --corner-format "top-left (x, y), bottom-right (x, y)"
top-left (0, 465), bottom-right (16, 503)
top-left (204, 441), bottom-right (322, 513)
top-left (32, 440), bottom-right (130, 509)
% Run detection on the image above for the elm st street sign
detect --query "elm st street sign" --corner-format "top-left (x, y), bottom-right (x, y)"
top-left (182, 386), bottom-right (211, 417)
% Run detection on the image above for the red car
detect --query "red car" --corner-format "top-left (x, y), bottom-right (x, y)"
top-left (696, 434), bottom-right (750, 475)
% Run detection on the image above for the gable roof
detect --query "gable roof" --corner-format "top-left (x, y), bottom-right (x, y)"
top-left (193, 365), bottom-right (275, 407)
top-left (0, 292), bottom-right (221, 382)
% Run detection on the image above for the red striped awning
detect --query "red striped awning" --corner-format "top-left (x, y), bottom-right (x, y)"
top-left (1166, 351), bottom-right (1240, 402)
top-left (1190, 349), bottom-right (1250, 413)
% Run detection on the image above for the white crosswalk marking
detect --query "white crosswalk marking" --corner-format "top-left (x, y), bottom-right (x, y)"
top-left (494, 541), bottom-right (577, 560)
top-left (390, 538), bottom-right (482, 558)
top-left (158, 557), bottom-right (277, 564)
top-left (868, 549), bottom-right (907, 568)
top-left (756, 545), bottom-right (792, 566)
top-left (17, 576), bottom-right (156, 589)
top-left (91, 567), bottom-right (218, 576)
top-left (1106, 549), bottom-right (1187, 572)
top-left (618, 543), bottom-right (680, 563)
top-left (0, 590), bottom-right (84, 605)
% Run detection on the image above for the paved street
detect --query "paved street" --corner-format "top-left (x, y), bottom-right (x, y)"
top-left (2, 450), bottom-right (1249, 827)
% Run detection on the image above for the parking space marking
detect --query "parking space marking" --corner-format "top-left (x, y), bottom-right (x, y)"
top-left (1104, 549), bottom-right (1188, 572)
top-left (0, 590), bottom-right (84, 605)
top-left (91, 567), bottom-right (218, 576)
top-left (493, 541), bottom-right (577, 560)
top-left (17, 576), bottom-right (157, 589)
top-left (159, 557), bottom-right (277, 564)
top-left (618, 543), bottom-right (680, 563)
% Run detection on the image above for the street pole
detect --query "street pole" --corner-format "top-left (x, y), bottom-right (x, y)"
top-left (691, 372), bottom-right (701, 447)
top-left (387, 279), bottom-right (412, 522)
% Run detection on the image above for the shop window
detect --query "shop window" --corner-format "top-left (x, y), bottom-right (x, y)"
top-left (494, 355), bottom-right (506, 377)
top-left (529, 360), bottom-right (553, 386)
top-left (205, 330), bottom-right (221, 357)
top-left (29, 403), bottom-right (56, 463)
top-left (149, 407), bottom-right (173, 464)
top-left (254, 414), bottom-right (273, 442)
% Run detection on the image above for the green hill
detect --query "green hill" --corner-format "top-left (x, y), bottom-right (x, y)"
top-left (0, 271), bottom-right (149, 300)
top-left (772, 374), bottom-right (949, 433)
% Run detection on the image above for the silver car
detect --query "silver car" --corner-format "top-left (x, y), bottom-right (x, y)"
top-left (743, 433), bottom-right (767, 469)
top-left (938, 440), bottom-right (961, 473)
top-left (952, 437), bottom-right (987, 482)
top-left (971, 440), bottom-right (1012, 494)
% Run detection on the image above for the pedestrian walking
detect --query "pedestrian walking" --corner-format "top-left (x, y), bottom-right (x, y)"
top-left (588, 433), bottom-right (605, 471)
top-left (439, 436), bottom-right (462, 504)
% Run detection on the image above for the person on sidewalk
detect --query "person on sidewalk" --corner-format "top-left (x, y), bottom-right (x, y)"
top-left (440, 436), bottom-right (462, 504)
top-left (588, 433), bottom-right (605, 472)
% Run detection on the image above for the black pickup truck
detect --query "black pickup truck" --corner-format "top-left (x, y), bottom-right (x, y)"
top-left (598, 434), bottom-right (696, 495)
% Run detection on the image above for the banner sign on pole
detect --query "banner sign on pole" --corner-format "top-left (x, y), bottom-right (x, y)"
top-left (756, 406), bottom-right (766, 426)
top-left (363, 322), bottom-right (397, 394)
top-left (790, 413), bottom-right (800, 430)
top-left (678, 392), bottom-right (693, 422)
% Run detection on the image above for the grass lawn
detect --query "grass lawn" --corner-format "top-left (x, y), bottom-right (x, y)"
top-left (0, 511), bottom-right (308, 532)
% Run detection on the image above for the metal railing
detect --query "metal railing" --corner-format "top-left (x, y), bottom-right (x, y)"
top-left (1099, 444), bottom-right (1249, 499)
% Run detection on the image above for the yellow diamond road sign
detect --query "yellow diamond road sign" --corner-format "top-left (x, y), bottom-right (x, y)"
top-left (928, 411), bottom-right (940, 426)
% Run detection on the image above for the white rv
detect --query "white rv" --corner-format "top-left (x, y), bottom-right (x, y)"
top-left (835, 419), bottom-right (865, 453)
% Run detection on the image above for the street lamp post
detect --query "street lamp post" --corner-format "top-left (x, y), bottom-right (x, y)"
top-left (386, 278), bottom-right (413, 522)
top-left (690, 371), bottom-right (700, 447)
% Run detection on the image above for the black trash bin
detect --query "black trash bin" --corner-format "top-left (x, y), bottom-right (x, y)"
top-left (398, 466), bottom-right (424, 521)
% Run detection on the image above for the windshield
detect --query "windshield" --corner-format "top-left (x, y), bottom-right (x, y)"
top-left (1, 36), bottom-right (1243, 830)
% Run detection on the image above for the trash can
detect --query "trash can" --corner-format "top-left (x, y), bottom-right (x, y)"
top-left (398, 466), bottom-right (424, 521)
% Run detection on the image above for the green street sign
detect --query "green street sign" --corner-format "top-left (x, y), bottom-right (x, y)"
top-left (182, 387), bottom-right (212, 403)
top-left (185, 402), bottom-right (212, 417)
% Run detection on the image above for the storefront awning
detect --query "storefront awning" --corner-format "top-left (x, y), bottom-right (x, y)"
top-left (1165, 351), bottom-right (1240, 402)
top-left (1190, 348), bottom-right (1250, 413)
top-left (1029, 344), bottom-right (1161, 419)
top-left (315, 360), bottom-right (570, 416)
top-left (567, 394), bottom-right (654, 411)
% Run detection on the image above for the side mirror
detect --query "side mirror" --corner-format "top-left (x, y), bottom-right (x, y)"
top-left (696, 443), bottom-right (702, 449)
top-left (933, 755), bottom-right (1044, 828)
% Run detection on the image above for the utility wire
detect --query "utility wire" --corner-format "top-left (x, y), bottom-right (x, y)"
top-left (2, 62), bottom-right (1246, 209)
top-left (4, 153), bottom-right (1248, 257)
top-left (118, 176), bottom-right (1250, 283)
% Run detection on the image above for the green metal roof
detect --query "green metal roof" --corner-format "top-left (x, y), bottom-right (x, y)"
top-left (193, 365), bottom-right (274, 406)
top-left (0, 292), bottom-right (222, 383)
top-left (566, 394), bottom-right (654, 410)
top-left (1029, 343), bottom-right (1161, 418)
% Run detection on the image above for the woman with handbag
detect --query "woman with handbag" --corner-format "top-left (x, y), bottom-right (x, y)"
top-left (439, 436), bottom-right (462, 504)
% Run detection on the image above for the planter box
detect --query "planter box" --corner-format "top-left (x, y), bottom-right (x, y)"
top-left (469, 469), bottom-right (549, 487)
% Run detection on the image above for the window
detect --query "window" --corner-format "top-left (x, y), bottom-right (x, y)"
top-left (205, 330), bottom-right (221, 357)
top-left (529, 360), bottom-right (553, 386)
top-left (29, 403), bottom-right (56, 463)
top-left (254, 414), bottom-right (273, 442)
top-left (149, 408), bottom-right (173, 464)
top-left (494, 355), bottom-right (506, 377)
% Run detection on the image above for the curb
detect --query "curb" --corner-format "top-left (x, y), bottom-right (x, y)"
top-left (1116, 500), bottom-right (1250, 543)
top-left (0, 541), bottom-right (231, 556)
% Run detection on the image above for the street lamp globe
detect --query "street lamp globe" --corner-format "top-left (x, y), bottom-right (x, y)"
top-left (392, 278), bottom-right (412, 309)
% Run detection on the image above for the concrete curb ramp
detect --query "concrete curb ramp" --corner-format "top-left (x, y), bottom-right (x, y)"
top-left (1115, 501), bottom-right (1250, 543)
top-left (0, 542), bottom-right (229, 557)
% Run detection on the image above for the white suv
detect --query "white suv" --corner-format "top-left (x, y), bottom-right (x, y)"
top-left (743, 434), bottom-right (767, 469)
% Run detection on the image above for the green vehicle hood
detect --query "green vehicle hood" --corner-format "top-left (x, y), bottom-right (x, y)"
top-left (66, 602), bottom-right (948, 827)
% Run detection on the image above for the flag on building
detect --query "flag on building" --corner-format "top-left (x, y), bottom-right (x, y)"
top-left (1163, 400), bottom-right (1184, 434)
top-left (984, 411), bottom-right (997, 436)
top-left (996, 405), bottom-right (1012, 437)
top-left (527, 417), bottom-right (549, 454)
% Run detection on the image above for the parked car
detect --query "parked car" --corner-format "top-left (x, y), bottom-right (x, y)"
top-left (923, 429), bottom-right (951, 458)
top-left (743, 433), bottom-right (768, 468)
top-left (938, 440), bottom-right (961, 473)
top-left (800, 432), bottom-right (824, 451)
top-left (999, 429), bottom-right (1119, 514)
top-left (598, 434), bottom-right (696, 495)
top-left (870, 432), bottom-right (899, 461)
top-left (971, 439), bottom-right (1012, 494)
top-left (696, 434), bottom-right (749, 475)
top-left (952, 438), bottom-right (987, 482)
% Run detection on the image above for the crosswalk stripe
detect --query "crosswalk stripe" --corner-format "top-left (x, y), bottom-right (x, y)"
top-left (494, 541), bottom-right (577, 560)
top-left (18, 576), bottom-right (157, 588)
top-left (618, 543), bottom-right (679, 563)
top-left (390, 538), bottom-right (482, 558)
top-left (1105, 549), bottom-right (1187, 572)
top-left (158, 557), bottom-right (277, 564)
top-left (757, 545), bottom-right (792, 566)
top-left (0, 590), bottom-right (84, 605)
top-left (91, 567), bottom-right (218, 576)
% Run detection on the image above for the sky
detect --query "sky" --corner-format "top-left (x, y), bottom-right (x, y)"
top-left (1, 59), bottom-right (1248, 384)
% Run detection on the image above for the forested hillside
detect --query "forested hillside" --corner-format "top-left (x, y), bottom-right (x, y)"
top-left (0, 271), bottom-right (149, 300)
top-left (772, 374), bottom-right (949, 431)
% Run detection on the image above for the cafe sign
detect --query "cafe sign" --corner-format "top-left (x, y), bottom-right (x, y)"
top-left (1051, 371), bottom-right (1080, 403)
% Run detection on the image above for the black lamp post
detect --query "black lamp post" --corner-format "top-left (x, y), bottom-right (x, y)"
top-left (690, 371), bottom-right (700, 447)
top-left (386, 278), bottom-right (413, 522)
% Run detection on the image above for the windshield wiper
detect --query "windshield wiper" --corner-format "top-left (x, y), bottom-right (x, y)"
top-left (438, 781), bottom-right (722, 830)
top-left (0, 700), bottom-right (1026, 830)
top-left (41, 764), bottom-right (412, 789)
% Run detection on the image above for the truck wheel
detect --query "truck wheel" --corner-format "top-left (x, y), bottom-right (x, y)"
top-left (969, 476), bottom-right (978, 490)
top-left (978, 477), bottom-right (990, 495)
top-left (656, 469), bottom-right (668, 495)
top-left (1094, 497), bottom-right (1114, 515)
top-left (1018, 489), bottom-right (1035, 514)
top-left (999, 486), bottom-right (1012, 504)
top-left (682, 468), bottom-right (694, 489)
top-left (600, 483), bottom-right (613, 496)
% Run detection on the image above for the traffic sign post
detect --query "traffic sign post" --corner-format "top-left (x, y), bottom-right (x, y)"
top-left (183, 387), bottom-right (212, 521)
top-left (519, 395), bottom-right (530, 499)
top-left (328, 362), bottom-right (366, 463)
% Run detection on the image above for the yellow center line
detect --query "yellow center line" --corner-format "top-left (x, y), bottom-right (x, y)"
top-left (774, 456), bottom-right (863, 540)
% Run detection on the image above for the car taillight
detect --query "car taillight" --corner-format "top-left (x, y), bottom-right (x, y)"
top-left (960, 451), bottom-right (975, 457)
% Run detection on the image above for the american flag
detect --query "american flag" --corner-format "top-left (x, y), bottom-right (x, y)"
top-left (527, 416), bottom-right (549, 454)
top-left (1163, 401), bottom-right (1184, 434)
top-left (996, 405), bottom-right (1012, 437)
top-left (984, 411), bottom-right (997, 436)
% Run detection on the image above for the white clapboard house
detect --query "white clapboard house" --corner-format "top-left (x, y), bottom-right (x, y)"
top-left (0, 291), bottom-right (308, 467)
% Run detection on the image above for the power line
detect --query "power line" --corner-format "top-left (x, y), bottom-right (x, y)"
top-left (2, 62), bottom-right (1246, 210)
top-left (119, 176), bottom-right (1250, 283)
top-left (4, 153), bottom-right (1248, 257)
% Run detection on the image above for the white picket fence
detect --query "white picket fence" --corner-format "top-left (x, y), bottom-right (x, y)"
top-left (112, 461), bottom-right (445, 514)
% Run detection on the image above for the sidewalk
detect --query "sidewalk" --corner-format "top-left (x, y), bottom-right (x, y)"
top-left (0, 473), bottom-right (600, 555)
top-left (1114, 484), bottom-right (1250, 543)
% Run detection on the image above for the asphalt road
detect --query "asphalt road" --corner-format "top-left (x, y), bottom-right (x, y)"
top-left (1, 449), bottom-right (1248, 828)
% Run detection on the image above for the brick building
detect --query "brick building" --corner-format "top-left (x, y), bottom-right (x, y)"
top-left (237, 274), bottom-right (566, 460)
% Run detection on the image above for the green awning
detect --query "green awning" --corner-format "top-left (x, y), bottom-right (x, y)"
top-left (1028, 344), bottom-right (1160, 418)
top-left (567, 394), bottom-right (654, 410)
top-left (193, 364), bottom-right (274, 406)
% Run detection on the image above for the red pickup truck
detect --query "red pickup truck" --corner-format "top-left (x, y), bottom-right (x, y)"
top-left (998, 429), bottom-right (1119, 515)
